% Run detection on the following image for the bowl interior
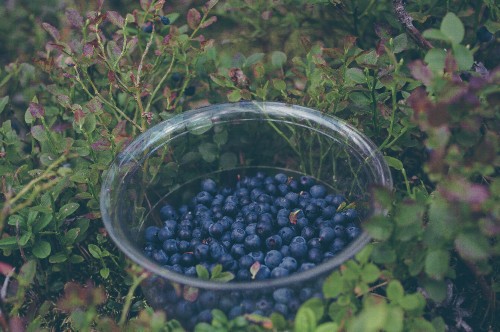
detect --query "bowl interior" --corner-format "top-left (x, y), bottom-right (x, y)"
top-left (100, 102), bottom-right (392, 290)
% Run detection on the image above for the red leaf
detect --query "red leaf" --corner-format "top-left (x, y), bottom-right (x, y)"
top-left (200, 16), bottom-right (217, 29)
top-left (91, 138), bottom-right (111, 151)
top-left (85, 97), bottom-right (102, 113)
top-left (28, 102), bottom-right (45, 118)
top-left (66, 9), bottom-right (84, 28)
top-left (73, 106), bottom-right (85, 127)
top-left (408, 60), bottom-right (433, 86)
top-left (204, 0), bottom-right (219, 12)
top-left (183, 285), bottom-right (199, 302)
top-left (140, 0), bottom-right (152, 11)
top-left (42, 22), bottom-right (60, 41)
top-left (108, 71), bottom-right (116, 83)
top-left (107, 11), bottom-right (125, 28)
top-left (154, 0), bottom-right (166, 10)
top-left (444, 51), bottom-right (458, 74)
top-left (83, 43), bottom-right (94, 57)
top-left (407, 88), bottom-right (433, 120)
top-left (187, 8), bottom-right (201, 30)
top-left (0, 261), bottom-right (14, 276)
top-left (250, 261), bottom-right (261, 279)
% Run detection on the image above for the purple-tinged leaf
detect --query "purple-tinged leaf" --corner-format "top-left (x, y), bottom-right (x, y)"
top-left (183, 286), bottom-right (199, 302)
top-left (455, 233), bottom-right (489, 261)
top-left (42, 22), bottom-right (60, 41)
top-left (66, 9), bottom-right (84, 28)
top-left (407, 87), bottom-right (433, 121)
top-left (187, 8), bottom-right (201, 30)
top-left (438, 178), bottom-right (489, 205)
top-left (204, 0), bottom-right (219, 12)
top-left (56, 94), bottom-right (71, 108)
top-left (31, 125), bottom-right (48, 142)
top-left (408, 60), bottom-right (433, 86)
top-left (85, 97), bottom-right (103, 114)
top-left (83, 43), bottom-right (95, 57)
top-left (250, 261), bottom-right (261, 279)
top-left (91, 138), bottom-right (111, 151)
top-left (97, 0), bottom-right (104, 11)
top-left (154, 0), bottom-right (165, 10)
top-left (73, 106), bottom-right (86, 127)
top-left (0, 261), bottom-right (14, 276)
top-left (200, 16), bottom-right (217, 29)
top-left (444, 51), bottom-right (457, 73)
top-left (107, 11), bottom-right (125, 28)
top-left (28, 102), bottom-right (45, 118)
top-left (140, 0), bottom-right (152, 11)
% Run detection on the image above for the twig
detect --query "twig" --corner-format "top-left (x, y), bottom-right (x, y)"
top-left (393, 0), bottom-right (433, 50)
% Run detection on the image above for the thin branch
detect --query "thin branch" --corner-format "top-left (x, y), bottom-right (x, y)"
top-left (393, 0), bottom-right (433, 50)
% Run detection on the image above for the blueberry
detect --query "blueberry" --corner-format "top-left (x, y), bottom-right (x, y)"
top-left (240, 299), bottom-right (255, 313)
top-left (304, 203), bottom-right (319, 218)
top-left (219, 253), bottom-right (237, 271)
top-left (162, 239), bottom-right (178, 254)
top-left (299, 287), bottom-right (314, 302)
top-left (279, 256), bottom-right (298, 272)
top-left (277, 183), bottom-right (289, 195)
top-left (310, 184), bottom-right (327, 198)
top-left (297, 217), bottom-right (309, 229)
top-left (239, 196), bottom-right (251, 206)
top-left (175, 300), bottom-right (194, 319)
top-left (197, 309), bottom-right (212, 323)
top-left (256, 221), bottom-right (273, 238)
top-left (167, 264), bottom-right (183, 274)
top-left (265, 183), bottom-right (277, 195)
top-left (273, 288), bottom-right (294, 304)
top-left (244, 234), bottom-right (261, 251)
top-left (184, 266), bottom-right (197, 276)
top-left (289, 179), bottom-right (299, 191)
top-left (145, 226), bottom-right (160, 242)
top-left (290, 237), bottom-right (308, 259)
top-left (346, 225), bottom-right (361, 239)
top-left (344, 208), bottom-right (358, 219)
top-left (274, 303), bottom-right (289, 316)
top-left (231, 228), bottom-right (246, 243)
top-left (169, 253), bottom-right (181, 265)
top-left (284, 192), bottom-right (299, 205)
top-left (160, 204), bottom-right (178, 220)
top-left (298, 262), bottom-right (316, 271)
top-left (178, 227), bottom-right (191, 241)
top-left (280, 245), bottom-right (290, 257)
top-left (275, 197), bottom-right (291, 209)
top-left (323, 251), bottom-right (335, 260)
top-left (307, 237), bottom-right (322, 249)
top-left (191, 228), bottom-right (203, 239)
top-left (264, 250), bottom-right (283, 269)
top-left (237, 268), bottom-right (252, 280)
top-left (152, 249), bottom-right (169, 265)
top-left (209, 242), bottom-right (225, 261)
top-left (278, 227), bottom-right (296, 244)
top-left (180, 253), bottom-right (196, 266)
top-left (271, 266), bottom-right (290, 278)
top-left (301, 226), bottom-right (315, 240)
top-left (184, 86), bottom-right (196, 96)
top-left (255, 298), bottom-right (273, 312)
top-left (333, 225), bottom-right (346, 238)
top-left (255, 265), bottom-right (271, 280)
top-left (322, 205), bottom-right (336, 218)
top-left (308, 248), bottom-right (323, 263)
top-left (249, 250), bottom-right (265, 263)
top-left (142, 22), bottom-right (153, 33)
top-left (288, 298), bottom-right (301, 312)
top-left (332, 213), bottom-right (346, 224)
top-left (164, 219), bottom-right (178, 232)
top-left (319, 227), bottom-right (335, 244)
top-left (245, 211), bottom-right (259, 224)
top-left (245, 223), bottom-right (257, 235)
top-left (300, 175), bottom-right (315, 189)
top-left (331, 195), bottom-right (345, 207)
top-left (330, 238), bottom-right (346, 253)
top-left (239, 255), bottom-right (254, 268)
top-left (477, 26), bottom-right (493, 43)
top-left (178, 240), bottom-right (191, 252)
top-left (265, 234), bottom-right (283, 250)
top-left (250, 188), bottom-right (264, 201)
top-left (229, 306), bottom-right (243, 319)
top-left (274, 173), bottom-right (288, 184)
top-left (223, 202), bottom-right (238, 216)
top-left (257, 193), bottom-right (272, 204)
top-left (209, 222), bottom-right (225, 238)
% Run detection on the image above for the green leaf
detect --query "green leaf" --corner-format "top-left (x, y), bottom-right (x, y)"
top-left (33, 213), bottom-right (53, 232)
top-left (31, 125), bottom-right (48, 142)
top-left (83, 113), bottom-right (96, 133)
top-left (270, 313), bottom-right (287, 331)
top-left (271, 51), bottom-right (287, 67)
top-left (209, 74), bottom-right (234, 88)
top-left (227, 89), bottom-right (241, 102)
top-left (244, 53), bottom-right (265, 67)
top-left (198, 142), bottom-right (218, 163)
top-left (387, 280), bottom-right (404, 303)
top-left (49, 252), bottom-right (68, 263)
top-left (422, 29), bottom-right (450, 42)
top-left (187, 117), bottom-right (213, 135)
top-left (88, 244), bottom-right (102, 259)
top-left (315, 322), bottom-right (339, 332)
top-left (394, 201), bottom-right (425, 226)
top-left (385, 307), bottom-right (404, 332)
top-left (361, 263), bottom-right (380, 283)
top-left (210, 264), bottom-right (222, 279)
top-left (212, 271), bottom-right (234, 282)
top-left (18, 260), bottom-right (37, 286)
top-left (100, 267), bottom-right (110, 279)
top-left (455, 232), bottom-right (489, 261)
top-left (425, 249), bottom-right (449, 280)
top-left (219, 152), bottom-right (237, 170)
top-left (384, 156), bottom-right (403, 171)
top-left (57, 203), bottom-right (79, 220)
top-left (62, 228), bottom-right (80, 245)
top-left (301, 298), bottom-right (324, 322)
top-left (440, 12), bottom-right (464, 44)
top-left (196, 265), bottom-right (210, 280)
top-left (0, 236), bottom-right (17, 249)
top-left (322, 271), bottom-right (343, 298)
top-left (421, 278), bottom-right (447, 302)
top-left (354, 244), bottom-right (373, 265)
top-left (213, 129), bottom-right (228, 146)
top-left (452, 44), bottom-right (473, 70)
top-left (346, 68), bottom-right (366, 84)
top-left (19, 232), bottom-right (31, 246)
top-left (424, 48), bottom-right (447, 72)
top-left (392, 33), bottom-right (409, 53)
top-left (364, 215), bottom-right (393, 241)
top-left (294, 307), bottom-right (316, 332)
top-left (272, 78), bottom-right (286, 91)
top-left (32, 240), bottom-right (51, 259)
top-left (0, 96), bottom-right (9, 114)
top-left (399, 293), bottom-right (425, 311)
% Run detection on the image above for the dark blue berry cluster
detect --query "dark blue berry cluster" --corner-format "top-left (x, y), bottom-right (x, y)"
top-left (142, 171), bottom-right (361, 325)
top-left (144, 172), bottom-right (360, 279)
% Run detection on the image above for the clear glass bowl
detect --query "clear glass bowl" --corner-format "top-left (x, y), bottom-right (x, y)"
top-left (100, 102), bottom-right (392, 328)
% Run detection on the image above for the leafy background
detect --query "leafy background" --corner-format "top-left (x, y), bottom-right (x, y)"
top-left (0, 0), bottom-right (499, 331)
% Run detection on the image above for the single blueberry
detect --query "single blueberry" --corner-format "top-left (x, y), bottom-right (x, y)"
top-left (304, 203), bottom-right (320, 218)
top-left (169, 253), bottom-right (181, 265)
top-left (308, 248), bottom-right (323, 263)
top-left (255, 265), bottom-right (271, 280)
top-left (346, 225), bottom-right (361, 239)
top-left (344, 208), bottom-right (358, 219)
top-left (256, 221), bottom-right (273, 238)
top-left (184, 86), bottom-right (196, 96)
top-left (265, 183), bottom-right (277, 195)
top-left (333, 225), bottom-right (346, 238)
top-left (219, 253), bottom-right (237, 271)
top-left (249, 250), bottom-right (264, 263)
top-left (180, 253), bottom-right (196, 266)
top-left (244, 234), bottom-right (261, 251)
top-left (264, 250), bottom-right (283, 269)
top-left (240, 299), bottom-right (255, 313)
top-left (162, 239), bottom-right (178, 254)
top-left (277, 183), bottom-right (289, 195)
top-left (301, 226), bottom-right (315, 240)
top-left (237, 268), bottom-right (252, 280)
top-left (196, 191), bottom-right (213, 206)
top-left (322, 205), bottom-right (336, 218)
top-left (160, 204), bottom-right (178, 220)
top-left (279, 256), bottom-right (298, 272)
top-left (175, 299), bottom-right (194, 319)
top-left (184, 266), bottom-right (197, 276)
top-left (145, 226), bottom-right (160, 242)
top-left (209, 242), bottom-right (225, 261)
top-left (231, 228), bottom-right (246, 243)
top-left (178, 240), bottom-right (191, 252)
top-left (164, 219), bottom-right (178, 232)
top-left (307, 237), bottom-right (322, 249)
top-left (477, 26), bottom-right (493, 43)
top-left (239, 255), bottom-right (254, 268)
top-left (310, 184), bottom-right (327, 198)
top-left (255, 298), bottom-right (273, 312)
top-left (331, 195), bottom-right (345, 207)
top-left (266, 234), bottom-right (283, 250)
top-left (280, 245), bottom-right (290, 257)
top-left (142, 22), bottom-right (153, 33)
top-left (223, 201), bottom-right (238, 216)
top-left (275, 197), bottom-right (291, 209)
top-left (245, 211), bottom-right (259, 224)
top-left (245, 223), bottom-right (257, 235)
top-left (273, 288), bottom-right (294, 304)
top-left (319, 227), bottom-right (335, 244)
top-left (152, 249), bottom-right (169, 265)
top-left (178, 227), bottom-right (191, 241)
top-left (160, 15), bottom-right (171, 25)
top-left (332, 213), bottom-right (346, 224)
top-left (298, 262), bottom-right (316, 272)
top-left (296, 217), bottom-right (309, 229)
top-left (290, 240), bottom-right (308, 259)
top-left (285, 192), bottom-right (299, 205)
top-left (300, 175), bottom-right (315, 189)
top-left (197, 309), bottom-right (212, 323)
top-left (209, 222), bottom-right (225, 238)
top-left (274, 173), bottom-right (288, 184)
top-left (330, 238), bottom-right (346, 253)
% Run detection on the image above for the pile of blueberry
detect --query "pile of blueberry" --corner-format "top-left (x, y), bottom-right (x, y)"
top-left (142, 171), bottom-right (361, 324)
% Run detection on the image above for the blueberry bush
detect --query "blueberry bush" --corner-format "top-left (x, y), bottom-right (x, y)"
top-left (0, 0), bottom-right (499, 331)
